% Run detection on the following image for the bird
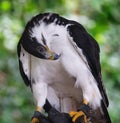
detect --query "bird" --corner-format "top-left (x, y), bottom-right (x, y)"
top-left (17, 13), bottom-right (112, 123)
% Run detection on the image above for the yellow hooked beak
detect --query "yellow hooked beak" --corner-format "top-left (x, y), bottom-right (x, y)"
top-left (45, 46), bottom-right (61, 60)
top-left (45, 46), bottom-right (55, 60)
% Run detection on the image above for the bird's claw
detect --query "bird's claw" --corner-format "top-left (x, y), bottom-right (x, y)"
top-left (69, 111), bottom-right (87, 123)
top-left (69, 102), bottom-right (91, 123)
top-left (31, 117), bottom-right (39, 123)
top-left (31, 111), bottom-right (51, 123)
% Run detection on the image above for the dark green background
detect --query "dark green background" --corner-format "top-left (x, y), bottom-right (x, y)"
top-left (0, 0), bottom-right (120, 123)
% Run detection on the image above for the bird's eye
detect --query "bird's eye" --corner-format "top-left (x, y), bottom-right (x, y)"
top-left (37, 46), bottom-right (46, 53)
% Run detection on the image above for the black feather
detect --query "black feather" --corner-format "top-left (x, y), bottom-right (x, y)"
top-left (67, 24), bottom-right (109, 107)
top-left (101, 100), bottom-right (112, 123)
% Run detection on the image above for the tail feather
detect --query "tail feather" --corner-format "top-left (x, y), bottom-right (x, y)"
top-left (101, 100), bottom-right (112, 123)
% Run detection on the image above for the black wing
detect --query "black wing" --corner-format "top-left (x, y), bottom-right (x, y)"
top-left (67, 22), bottom-right (108, 106)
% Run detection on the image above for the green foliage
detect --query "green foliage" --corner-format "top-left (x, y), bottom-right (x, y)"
top-left (0, 0), bottom-right (119, 123)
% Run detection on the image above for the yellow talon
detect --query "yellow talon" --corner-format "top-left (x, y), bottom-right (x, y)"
top-left (69, 111), bottom-right (87, 123)
top-left (31, 117), bottom-right (39, 123)
top-left (69, 111), bottom-right (78, 117)
top-left (31, 106), bottom-right (41, 123)
top-left (83, 99), bottom-right (88, 105)
top-left (73, 111), bottom-right (87, 123)
top-left (36, 106), bottom-right (41, 112)
top-left (69, 99), bottom-right (89, 123)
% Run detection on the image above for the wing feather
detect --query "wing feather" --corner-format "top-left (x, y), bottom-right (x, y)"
top-left (67, 22), bottom-right (109, 107)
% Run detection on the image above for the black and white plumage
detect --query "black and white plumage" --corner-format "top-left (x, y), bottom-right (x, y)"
top-left (17, 13), bottom-right (111, 123)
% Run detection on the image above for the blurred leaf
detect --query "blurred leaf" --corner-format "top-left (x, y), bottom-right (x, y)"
top-left (0, 1), bottom-right (11, 11)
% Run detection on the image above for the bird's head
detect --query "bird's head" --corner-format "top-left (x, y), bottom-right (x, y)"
top-left (20, 13), bottom-right (63, 60)
top-left (32, 34), bottom-right (61, 60)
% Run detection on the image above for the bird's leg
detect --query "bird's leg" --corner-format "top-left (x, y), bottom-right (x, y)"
top-left (31, 106), bottom-right (41, 123)
top-left (31, 108), bottom-right (51, 123)
top-left (69, 99), bottom-right (90, 123)
top-left (31, 83), bottom-right (50, 123)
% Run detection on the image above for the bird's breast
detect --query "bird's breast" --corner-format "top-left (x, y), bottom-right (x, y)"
top-left (31, 56), bottom-right (72, 85)
top-left (31, 56), bottom-right (82, 102)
